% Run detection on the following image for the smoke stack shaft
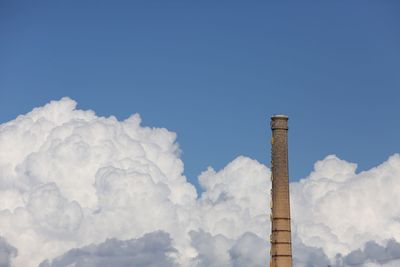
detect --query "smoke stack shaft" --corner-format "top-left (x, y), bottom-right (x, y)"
top-left (270, 115), bottom-right (292, 267)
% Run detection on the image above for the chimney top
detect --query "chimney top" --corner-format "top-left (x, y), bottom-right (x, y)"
top-left (271, 114), bottom-right (288, 119)
top-left (271, 115), bottom-right (289, 130)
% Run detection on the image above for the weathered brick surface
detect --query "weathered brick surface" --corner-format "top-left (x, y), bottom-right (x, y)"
top-left (270, 115), bottom-right (292, 267)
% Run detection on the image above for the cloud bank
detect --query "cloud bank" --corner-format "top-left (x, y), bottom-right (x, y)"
top-left (38, 231), bottom-right (178, 267)
top-left (0, 98), bottom-right (398, 266)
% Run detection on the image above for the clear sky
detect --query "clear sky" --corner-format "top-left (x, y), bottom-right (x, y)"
top-left (1, 1), bottom-right (399, 189)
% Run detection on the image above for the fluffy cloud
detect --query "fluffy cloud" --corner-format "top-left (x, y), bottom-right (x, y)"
top-left (0, 98), bottom-right (268, 266)
top-left (341, 239), bottom-right (400, 266)
top-left (0, 237), bottom-right (17, 267)
top-left (291, 154), bottom-right (400, 265)
top-left (0, 98), bottom-right (399, 266)
top-left (189, 230), bottom-right (267, 267)
top-left (38, 231), bottom-right (178, 267)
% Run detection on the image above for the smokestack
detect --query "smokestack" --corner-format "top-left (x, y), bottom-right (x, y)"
top-left (270, 115), bottom-right (292, 267)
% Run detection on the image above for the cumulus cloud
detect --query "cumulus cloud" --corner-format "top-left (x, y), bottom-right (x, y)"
top-left (0, 98), bottom-right (268, 266)
top-left (229, 232), bottom-right (267, 267)
top-left (291, 154), bottom-right (400, 265)
top-left (189, 230), bottom-right (267, 267)
top-left (38, 231), bottom-right (178, 267)
top-left (336, 239), bottom-right (400, 266)
top-left (0, 236), bottom-right (17, 267)
top-left (0, 97), bottom-right (399, 267)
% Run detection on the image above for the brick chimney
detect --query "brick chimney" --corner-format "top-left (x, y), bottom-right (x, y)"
top-left (270, 115), bottom-right (292, 267)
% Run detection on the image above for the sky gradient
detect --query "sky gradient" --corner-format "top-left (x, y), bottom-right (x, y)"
top-left (1, 1), bottom-right (399, 188)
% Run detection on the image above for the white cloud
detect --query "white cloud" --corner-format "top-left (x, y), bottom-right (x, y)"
top-left (196, 156), bottom-right (270, 239)
top-left (0, 98), bottom-right (399, 266)
top-left (189, 230), bottom-right (267, 267)
top-left (291, 154), bottom-right (400, 262)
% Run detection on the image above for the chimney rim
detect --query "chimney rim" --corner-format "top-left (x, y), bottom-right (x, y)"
top-left (271, 114), bottom-right (289, 119)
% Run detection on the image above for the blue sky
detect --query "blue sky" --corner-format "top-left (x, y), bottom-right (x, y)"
top-left (1, 1), bottom-right (399, 189)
